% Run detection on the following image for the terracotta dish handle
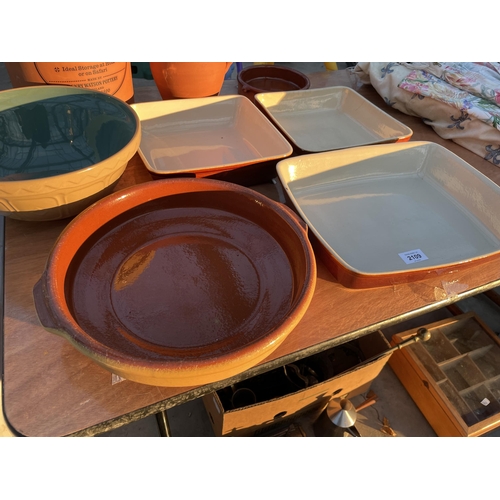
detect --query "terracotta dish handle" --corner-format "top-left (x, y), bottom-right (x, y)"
top-left (33, 276), bottom-right (61, 333)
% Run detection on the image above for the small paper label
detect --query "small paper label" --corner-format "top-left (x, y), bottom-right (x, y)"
top-left (398, 249), bottom-right (428, 265)
top-left (481, 398), bottom-right (490, 406)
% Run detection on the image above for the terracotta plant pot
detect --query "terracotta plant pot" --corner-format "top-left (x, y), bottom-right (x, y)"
top-left (150, 62), bottom-right (232, 100)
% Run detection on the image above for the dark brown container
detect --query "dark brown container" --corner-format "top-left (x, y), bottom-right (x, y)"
top-left (237, 65), bottom-right (310, 104)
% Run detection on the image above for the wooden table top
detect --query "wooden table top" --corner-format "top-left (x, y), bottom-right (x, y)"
top-left (4, 69), bottom-right (500, 436)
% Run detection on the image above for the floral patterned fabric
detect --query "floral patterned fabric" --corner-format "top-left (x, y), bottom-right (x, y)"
top-left (399, 64), bottom-right (500, 130)
top-left (354, 62), bottom-right (500, 166)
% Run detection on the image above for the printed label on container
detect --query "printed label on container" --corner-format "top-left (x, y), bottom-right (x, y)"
top-left (398, 249), bottom-right (429, 265)
top-left (481, 398), bottom-right (490, 406)
top-left (6, 62), bottom-right (134, 102)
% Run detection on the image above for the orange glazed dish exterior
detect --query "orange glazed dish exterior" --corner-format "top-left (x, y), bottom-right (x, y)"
top-left (33, 178), bottom-right (317, 387)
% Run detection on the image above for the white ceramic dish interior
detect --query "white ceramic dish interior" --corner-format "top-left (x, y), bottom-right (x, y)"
top-left (132, 95), bottom-right (292, 175)
top-left (277, 141), bottom-right (500, 281)
top-left (255, 86), bottom-right (413, 153)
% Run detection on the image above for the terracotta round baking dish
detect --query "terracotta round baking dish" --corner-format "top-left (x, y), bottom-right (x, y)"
top-left (33, 178), bottom-right (317, 387)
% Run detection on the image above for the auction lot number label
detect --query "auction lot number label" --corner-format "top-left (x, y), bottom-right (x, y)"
top-left (398, 249), bottom-right (429, 265)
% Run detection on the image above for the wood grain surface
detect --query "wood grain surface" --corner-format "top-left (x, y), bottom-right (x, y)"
top-left (4, 69), bottom-right (500, 436)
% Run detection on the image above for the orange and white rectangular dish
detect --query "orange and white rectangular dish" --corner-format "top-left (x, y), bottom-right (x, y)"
top-left (132, 95), bottom-right (292, 177)
top-left (255, 86), bottom-right (413, 153)
top-left (277, 141), bottom-right (500, 288)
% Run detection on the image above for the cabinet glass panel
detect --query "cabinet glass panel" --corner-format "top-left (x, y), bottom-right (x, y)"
top-left (461, 385), bottom-right (500, 422)
top-left (486, 378), bottom-right (500, 404)
top-left (438, 379), bottom-right (478, 427)
top-left (441, 356), bottom-right (486, 392)
top-left (422, 329), bottom-right (460, 363)
top-left (441, 317), bottom-right (493, 354)
top-left (408, 342), bottom-right (446, 382)
top-left (470, 346), bottom-right (500, 379)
